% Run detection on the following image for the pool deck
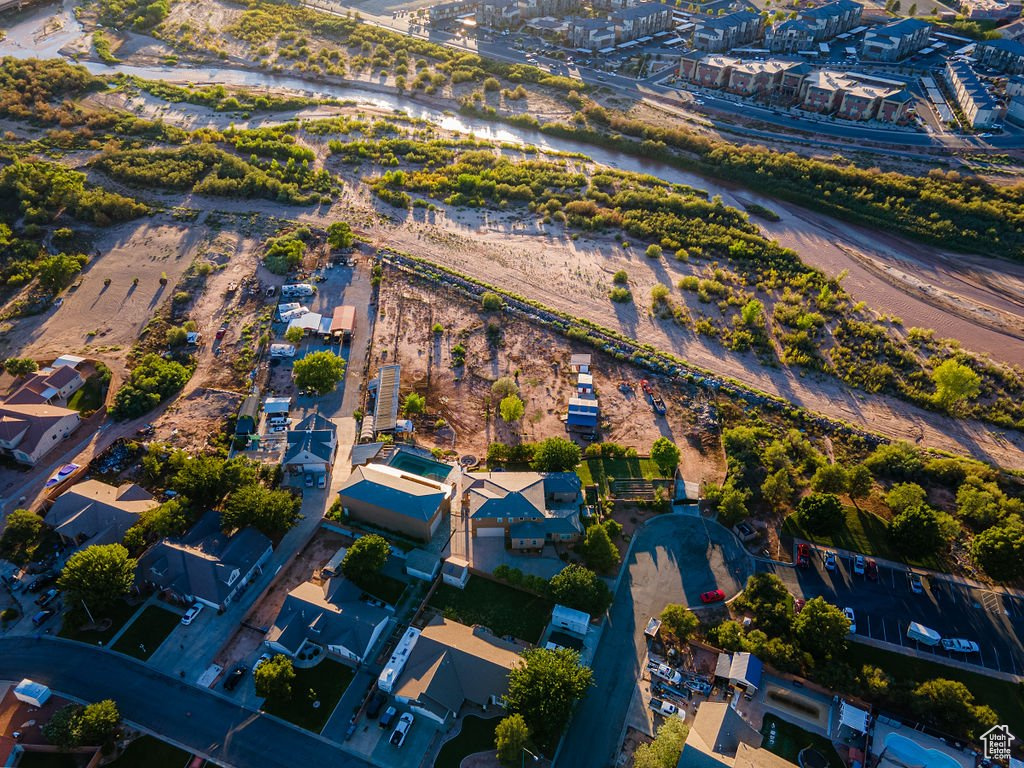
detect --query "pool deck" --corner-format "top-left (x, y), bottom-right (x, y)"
top-left (871, 720), bottom-right (975, 768)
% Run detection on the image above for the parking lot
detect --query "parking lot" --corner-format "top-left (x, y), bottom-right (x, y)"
top-left (759, 547), bottom-right (1024, 676)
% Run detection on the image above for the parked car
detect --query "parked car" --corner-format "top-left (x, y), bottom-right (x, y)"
top-left (908, 573), bottom-right (924, 594)
top-left (865, 559), bottom-right (879, 581)
top-left (252, 652), bottom-right (272, 675)
top-left (843, 607), bottom-right (856, 634)
top-left (700, 589), bottom-right (725, 604)
top-left (32, 609), bottom-right (54, 627)
top-left (390, 713), bottom-right (414, 747)
top-left (853, 555), bottom-right (865, 576)
top-left (796, 543), bottom-right (810, 568)
top-left (651, 664), bottom-right (682, 686)
top-left (35, 588), bottom-right (59, 608)
top-left (379, 706), bottom-right (398, 729)
top-left (27, 572), bottom-right (57, 593)
top-left (649, 698), bottom-right (683, 718)
top-left (366, 691), bottom-right (387, 719)
top-left (304, 472), bottom-right (314, 487)
top-left (941, 638), bottom-right (980, 654)
top-left (317, 474), bottom-right (327, 489)
top-left (823, 551), bottom-right (837, 571)
top-left (181, 603), bottom-right (203, 625)
top-left (223, 666), bottom-right (246, 691)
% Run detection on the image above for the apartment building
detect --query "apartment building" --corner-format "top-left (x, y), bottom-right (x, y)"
top-left (518, 0), bottom-right (578, 19)
top-left (612, 2), bottom-right (673, 41)
top-left (568, 16), bottom-right (617, 48)
top-left (799, 69), bottom-right (914, 121)
top-left (860, 18), bottom-right (931, 61)
top-left (692, 10), bottom-right (764, 52)
top-left (477, 0), bottom-right (520, 27)
top-left (960, 0), bottom-right (1021, 20)
top-left (801, 0), bottom-right (863, 39)
top-left (945, 59), bottom-right (1003, 127)
top-left (975, 38), bottom-right (1024, 74)
top-left (765, 19), bottom-right (816, 53)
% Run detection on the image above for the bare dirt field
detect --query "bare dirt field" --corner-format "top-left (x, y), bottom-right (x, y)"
top-left (370, 277), bottom-right (727, 484)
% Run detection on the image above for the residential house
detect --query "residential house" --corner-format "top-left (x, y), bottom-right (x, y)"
top-left (5, 365), bottom-right (84, 407)
top-left (45, 479), bottom-right (158, 548)
top-left (390, 616), bottom-right (521, 724)
top-left (612, 2), bottom-right (673, 42)
top-left (465, 471), bottom-right (583, 549)
top-left (282, 413), bottom-right (338, 478)
top-left (265, 577), bottom-right (390, 664)
top-left (477, 0), bottom-right (520, 27)
top-left (136, 511), bottom-right (273, 610)
top-left (960, 0), bottom-right (1021, 20)
top-left (677, 701), bottom-right (793, 767)
top-left (975, 37), bottom-right (1024, 74)
top-left (860, 18), bottom-right (931, 61)
top-left (568, 16), bottom-right (617, 48)
top-left (0, 404), bottom-right (80, 466)
top-left (945, 59), bottom-right (1003, 127)
top-left (336, 463), bottom-right (454, 541)
top-left (692, 10), bottom-right (764, 52)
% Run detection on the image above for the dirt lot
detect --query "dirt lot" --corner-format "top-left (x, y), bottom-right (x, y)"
top-left (213, 529), bottom-right (348, 668)
top-left (370, 277), bottom-right (726, 483)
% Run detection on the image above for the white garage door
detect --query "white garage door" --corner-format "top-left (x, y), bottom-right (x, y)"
top-left (476, 527), bottom-right (506, 537)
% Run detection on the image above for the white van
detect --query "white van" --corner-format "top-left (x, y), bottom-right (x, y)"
top-left (907, 622), bottom-right (941, 646)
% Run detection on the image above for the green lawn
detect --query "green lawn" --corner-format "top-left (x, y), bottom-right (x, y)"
top-left (760, 713), bottom-right (844, 768)
top-left (845, 642), bottom-right (1024, 735)
top-left (108, 736), bottom-right (191, 768)
top-left (577, 457), bottom-right (665, 496)
top-left (433, 715), bottom-right (500, 768)
top-left (111, 605), bottom-right (181, 660)
top-left (782, 506), bottom-right (947, 570)
top-left (59, 600), bottom-right (140, 646)
top-left (429, 576), bottom-right (553, 643)
top-left (354, 572), bottom-right (407, 605)
top-left (67, 374), bottom-right (105, 413)
top-left (261, 660), bottom-right (354, 733)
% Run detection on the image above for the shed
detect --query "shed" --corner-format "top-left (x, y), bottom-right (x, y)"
top-left (331, 306), bottom-right (356, 338)
top-left (838, 700), bottom-right (870, 734)
top-left (728, 652), bottom-right (763, 692)
top-left (52, 354), bottom-right (85, 369)
top-left (714, 652), bottom-right (733, 679)
top-left (576, 372), bottom-right (593, 396)
top-left (570, 353), bottom-right (592, 373)
top-left (321, 546), bottom-right (348, 578)
top-left (373, 365), bottom-right (401, 433)
top-left (287, 311), bottom-right (323, 336)
top-left (13, 679), bottom-right (51, 707)
top-left (236, 393), bottom-right (260, 435)
top-left (567, 397), bottom-right (599, 428)
top-left (442, 556), bottom-right (470, 589)
top-left (551, 604), bottom-right (590, 636)
top-left (405, 549), bottom-right (441, 582)
top-left (263, 397), bottom-right (291, 415)
top-left (318, 315), bottom-right (332, 337)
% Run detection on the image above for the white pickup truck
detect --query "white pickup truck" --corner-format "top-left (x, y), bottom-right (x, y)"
top-left (650, 663), bottom-right (683, 686)
top-left (649, 698), bottom-right (683, 718)
top-left (941, 638), bottom-right (980, 654)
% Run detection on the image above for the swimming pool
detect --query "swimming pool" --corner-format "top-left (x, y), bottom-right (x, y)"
top-left (883, 732), bottom-right (964, 768)
top-left (388, 450), bottom-right (453, 482)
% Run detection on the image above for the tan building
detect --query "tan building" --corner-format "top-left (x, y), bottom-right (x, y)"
top-left (727, 59), bottom-right (803, 98)
top-left (392, 616), bottom-right (521, 724)
top-left (0, 404), bottom-right (80, 466)
top-left (45, 480), bottom-right (158, 547)
top-left (336, 463), bottom-right (454, 541)
top-left (678, 701), bottom-right (795, 767)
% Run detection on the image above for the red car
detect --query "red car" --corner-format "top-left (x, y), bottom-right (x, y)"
top-left (865, 559), bottom-right (879, 581)
top-left (796, 543), bottom-right (811, 568)
top-left (700, 589), bottom-right (726, 604)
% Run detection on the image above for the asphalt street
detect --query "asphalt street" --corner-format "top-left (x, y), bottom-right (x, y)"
top-left (0, 637), bottom-right (369, 768)
top-left (759, 551), bottom-right (1024, 675)
top-left (555, 514), bottom-right (752, 768)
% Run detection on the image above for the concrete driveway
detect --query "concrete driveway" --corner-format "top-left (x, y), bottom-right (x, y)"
top-left (555, 514), bottom-right (752, 768)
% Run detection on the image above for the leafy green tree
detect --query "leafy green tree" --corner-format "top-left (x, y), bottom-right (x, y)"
top-left (972, 517), bottom-right (1024, 581)
top-left (793, 597), bottom-right (849, 662)
top-left (645, 244), bottom-right (663, 258)
top-left (863, 442), bottom-right (923, 480)
top-left (735, 573), bottom-right (794, 637)
top-left (111, 354), bottom-right (192, 419)
top-left (43, 705), bottom-right (84, 750)
top-left (37, 252), bottom-right (87, 293)
top-left (811, 464), bottom-right (848, 494)
top-left (165, 326), bottom-right (188, 347)
top-left (912, 679), bottom-right (998, 739)
top-left (583, 523), bottom-right (620, 574)
top-left (795, 493), bottom-right (844, 534)
top-left (171, 454), bottom-right (229, 508)
top-left (531, 437), bottom-right (581, 472)
top-left (222, 485), bottom-right (300, 537)
top-left (403, 392), bottom-right (426, 415)
top-left (492, 376), bottom-right (519, 399)
top-left (889, 506), bottom-right (945, 555)
top-left (506, 647), bottom-right (593, 749)
top-left (326, 220), bottom-right (354, 249)
top-left (847, 464), bottom-right (873, 507)
top-left (494, 714), bottom-right (530, 766)
top-left (481, 291), bottom-right (503, 311)
top-left (123, 499), bottom-right (189, 552)
top-left (0, 509), bottom-right (44, 562)
top-left (548, 563), bottom-right (612, 616)
top-left (293, 351), bottom-right (345, 395)
top-left (499, 394), bottom-right (525, 422)
top-left (612, 270), bottom-right (629, 285)
top-left (58, 544), bottom-right (136, 611)
top-left (254, 654), bottom-right (296, 700)
top-left (78, 700), bottom-right (120, 745)
top-left (633, 718), bottom-right (688, 768)
top-left (931, 359), bottom-right (981, 414)
top-left (650, 437), bottom-right (681, 475)
top-left (341, 534), bottom-right (391, 581)
top-left (708, 620), bottom-right (745, 651)
top-left (886, 482), bottom-right (927, 515)
top-left (4, 357), bottom-right (38, 377)
top-left (284, 325), bottom-right (305, 344)
top-left (660, 604), bottom-right (699, 641)
top-left (761, 469), bottom-right (792, 508)
top-left (740, 298), bottom-right (764, 327)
